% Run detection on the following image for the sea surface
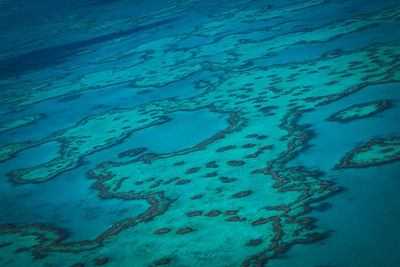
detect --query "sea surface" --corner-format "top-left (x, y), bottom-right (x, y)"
top-left (0, 0), bottom-right (399, 266)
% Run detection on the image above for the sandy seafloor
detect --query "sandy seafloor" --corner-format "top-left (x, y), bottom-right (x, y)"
top-left (0, 0), bottom-right (399, 266)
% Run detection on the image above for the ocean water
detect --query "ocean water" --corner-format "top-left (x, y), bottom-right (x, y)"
top-left (0, 0), bottom-right (399, 266)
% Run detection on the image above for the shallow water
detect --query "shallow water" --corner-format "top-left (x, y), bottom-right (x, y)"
top-left (0, 108), bottom-right (228, 242)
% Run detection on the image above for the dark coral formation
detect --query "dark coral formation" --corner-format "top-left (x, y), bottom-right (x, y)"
top-left (223, 210), bottom-right (238, 216)
top-left (94, 257), bottom-right (108, 265)
top-left (155, 258), bottom-right (171, 265)
top-left (327, 99), bottom-right (390, 123)
top-left (246, 239), bottom-right (263, 246)
top-left (336, 136), bottom-right (400, 168)
top-left (154, 229), bottom-right (171, 234)
top-left (175, 179), bottom-right (191, 185)
top-left (176, 228), bottom-right (194, 234)
top-left (206, 161), bottom-right (219, 168)
top-left (232, 190), bottom-right (253, 198)
top-left (185, 167), bottom-right (200, 174)
top-left (219, 177), bottom-right (237, 183)
top-left (204, 210), bottom-right (221, 217)
top-left (227, 160), bottom-right (245, 166)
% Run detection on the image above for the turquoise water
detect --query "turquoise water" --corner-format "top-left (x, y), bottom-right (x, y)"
top-left (272, 82), bottom-right (400, 266)
top-left (0, 0), bottom-right (399, 266)
top-left (0, 108), bottom-right (228, 242)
